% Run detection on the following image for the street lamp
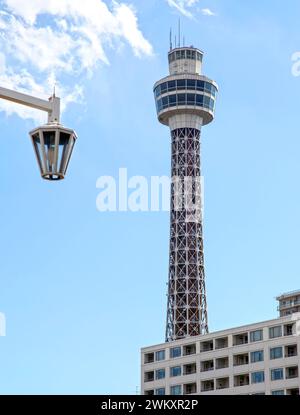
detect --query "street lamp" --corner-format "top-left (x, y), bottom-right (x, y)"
top-left (0, 86), bottom-right (77, 180)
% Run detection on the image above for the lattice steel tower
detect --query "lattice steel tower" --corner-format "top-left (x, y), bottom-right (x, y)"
top-left (153, 45), bottom-right (218, 342)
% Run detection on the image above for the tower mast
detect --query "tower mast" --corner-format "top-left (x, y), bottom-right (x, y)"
top-left (153, 45), bottom-right (218, 341)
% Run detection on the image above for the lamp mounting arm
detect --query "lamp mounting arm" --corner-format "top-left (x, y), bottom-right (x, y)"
top-left (0, 86), bottom-right (60, 123)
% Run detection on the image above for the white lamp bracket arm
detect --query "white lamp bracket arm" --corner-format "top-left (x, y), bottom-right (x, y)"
top-left (0, 86), bottom-right (61, 124)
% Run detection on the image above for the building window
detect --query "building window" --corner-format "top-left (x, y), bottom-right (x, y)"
top-left (216, 377), bottom-right (229, 390)
top-left (144, 390), bottom-right (154, 395)
top-left (250, 350), bottom-right (264, 363)
top-left (216, 357), bottom-right (229, 369)
top-left (170, 366), bottom-right (181, 377)
top-left (272, 390), bottom-right (285, 395)
top-left (286, 366), bottom-right (299, 379)
top-left (215, 337), bottom-right (228, 349)
top-left (201, 380), bottom-right (214, 392)
top-left (170, 385), bottom-right (182, 395)
top-left (155, 369), bottom-right (165, 380)
top-left (170, 347), bottom-right (181, 359)
top-left (200, 340), bottom-right (213, 352)
top-left (201, 360), bottom-right (214, 372)
top-left (183, 344), bottom-right (196, 356)
top-left (284, 323), bottom-right (294, 336)
top-left (285, 344), bottom-right (297, 357)
top-left (270, 347), bottom-right (283, 360)
top-left (155, 388), bottom-right (165, 395)
top-left (144, 353), bottom-right (154, 364)
top-left (233, 333), bottom-right (248, 346)
top-left (250, 329), bottom-right (263, 342)
top-left (234, 374), bottom-right (249, 387)
top-left (251, 371), bottom-right (265, 384)
top-left (144, 371), bottom-right (154, 382)
top-left (271, 368), bottom-right (284, 381)
top-left (155, 350), bottom-right (165, 361)
top-left (233, 353), bottom-right (249, 366)
top-left (184, 382), bottom-right (197, 394)
top-left (183, 363), bottom-right (196, 375)
top-left (269, 326), bottom-right (282, 339)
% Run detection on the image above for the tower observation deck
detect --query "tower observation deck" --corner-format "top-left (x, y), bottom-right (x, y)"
top-left (154, 45), bottom-right (218, 342)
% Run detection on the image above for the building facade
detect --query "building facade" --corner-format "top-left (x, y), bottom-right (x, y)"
top-left (141, 309), bottom-right (300, 395)
top-left (277, 290), bottom-right (300, 317)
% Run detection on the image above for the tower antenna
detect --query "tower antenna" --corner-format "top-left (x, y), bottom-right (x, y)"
top-left (178, 18), bottom-right (181, 48)
top-left (169, 28), bottom-right (172, 50)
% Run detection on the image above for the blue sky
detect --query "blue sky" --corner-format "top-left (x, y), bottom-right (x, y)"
top-left (0, 0), bottom-right (300, 394)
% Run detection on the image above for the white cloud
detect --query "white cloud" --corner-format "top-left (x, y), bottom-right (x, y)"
top-left (0, 0), bottom-right (153, 121)
top-left (166, 0), bottom-right (198, 18)
top-left (201, 8), bottom-right (215, 16)
top-left (166, 0), bottom-right (215, 19)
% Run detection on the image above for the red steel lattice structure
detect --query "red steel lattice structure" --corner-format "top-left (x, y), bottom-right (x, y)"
top-left (153, 45), bottom-right (218, 341)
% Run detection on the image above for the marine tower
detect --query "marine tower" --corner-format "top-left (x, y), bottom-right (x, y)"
top-left (153, 44), bottom-right (218, 341)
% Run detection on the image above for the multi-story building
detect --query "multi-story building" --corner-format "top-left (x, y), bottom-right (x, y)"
top-left (277, 290), bottom-right (300, 317)
top-left (141, 294), bottom-right (300, 395)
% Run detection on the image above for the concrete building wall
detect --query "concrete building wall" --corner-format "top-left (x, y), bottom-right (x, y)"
top-left (141, 314), bottom-right (300, 395)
